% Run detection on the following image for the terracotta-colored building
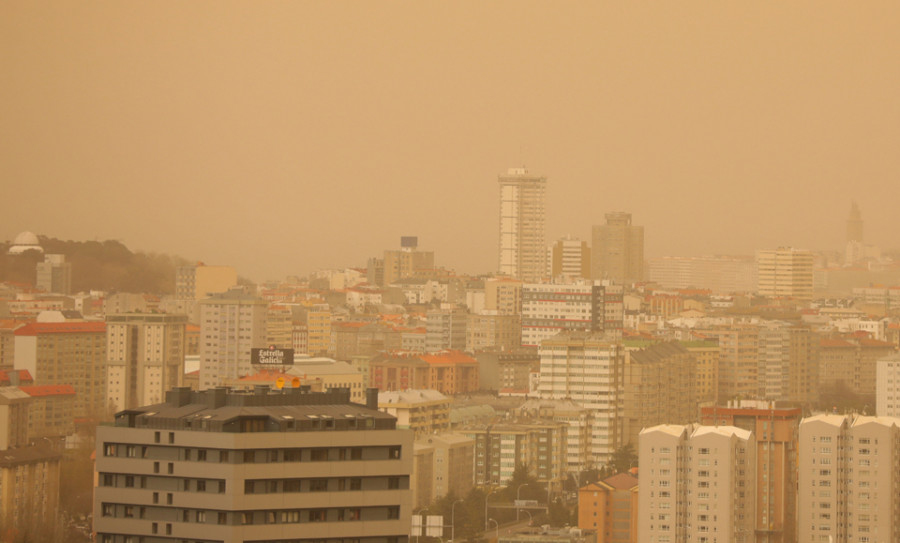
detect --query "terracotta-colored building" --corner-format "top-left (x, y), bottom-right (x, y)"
top-left (701, 400), bottom-right (802, 543)
top-left (370, 350), bottom-right (479, 396)
top-left (578, 472), bottom-right (638, 543)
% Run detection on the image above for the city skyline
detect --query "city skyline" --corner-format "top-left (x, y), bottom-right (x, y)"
top-left (3, 3), bottom-right (899, 281)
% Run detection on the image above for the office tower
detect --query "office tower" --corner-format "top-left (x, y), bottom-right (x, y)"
top-left (798, 414), bottom-right (900, 543)
top-left (425, 306), bottom-right (467, 352)
top-left (591, 212), bottom-right (644, 284)
top-left (383, 236), bottom-right (435, 286)
top-left (498, 167), bottom-right (547, 282)
top-left (35, 254), bottom-right (72, 294)
top-left (539, 332), bottom-right (624, 464)
top-left (549, 235), bottom-right (591, 281)
top-left (701, 401), bottom-right (802, 543)
top-left (577, 473), bottom-right (639, 543)
top-left (106, 313), bottom-right (188, 411)
top-left (755, 247), bottom-right (814, 301)
top-left (521, 282), bottom-right (623, 347)
top-left (876, 353), bottom-right (900, 416)
top-left (175, 263), bottom-right (238, 300)
top-left (94, 386), bottom-right (412, 543)
top-left (648, 255), bottom-right (757, 293)
top-left (14, 321), bottom-right (107, 418)
top-left (638, 424), bottom-right (756, 543)
top-left (846, 201), bottom-right (863, 243)
top-left (198, 290), bottom-right (267, 389)
top-left (623, 342), bottom-right (697, 448)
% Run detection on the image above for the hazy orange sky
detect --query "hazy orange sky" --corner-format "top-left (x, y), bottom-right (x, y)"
top-left (2, 3), bottom-right (898, 281)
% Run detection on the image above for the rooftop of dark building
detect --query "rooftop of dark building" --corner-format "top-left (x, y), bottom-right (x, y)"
top-left (114, 386), bottom-right (396, 433)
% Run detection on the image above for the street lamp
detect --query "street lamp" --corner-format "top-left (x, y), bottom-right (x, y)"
top-left (450, 499), bottom-right (464, 542)
top-left (516, 483), bottom-right (532, 521)
top-left (520, 510), bottom-right (533, 526)
top-left (487, 518), bottom-right (499, 541)
top-left (484, 487), bottom-right (497, 530)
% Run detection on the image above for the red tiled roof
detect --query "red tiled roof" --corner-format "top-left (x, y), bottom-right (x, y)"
top-left (603, 472), bottom-right (639, 490)
top-left (19, 384), bottom-right (76, 397)
top-left (0, 369), bottom-right (33, 384)
top-left (420, 350), bottom-right (477, 365)
top-left (821, 339), bottom-right (855, 348)
top-left (14, 322), bottom-right (106, 335)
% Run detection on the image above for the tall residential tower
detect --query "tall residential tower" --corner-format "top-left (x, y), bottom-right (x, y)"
top-left (591, 212), bottom-right (644, 284)
top-left (498, 168), bottom-right (547, 283)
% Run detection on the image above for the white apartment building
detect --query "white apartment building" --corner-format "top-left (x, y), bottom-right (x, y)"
top-left (498, 167), bottom-right (547, 283)
top-left (756, 247), bottom-right (814, 301)
top-left (638, 424), bottom-right (756, 543)
top-left (199, 291), bottom-right (267, 389)
top-left (106, 313), bottom-right (188, 411)
top-left (876, 353), bottom-right (900, 417)
top-left (521, 282), bottom-right (623, 347)
top-left (798, 414), bottom-right (900, 543)
top-left (538, 332), bottom-right (624, 464)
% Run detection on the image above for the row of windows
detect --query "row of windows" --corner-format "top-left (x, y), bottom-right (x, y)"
top-left (101, 504), bottom-right (401, 525)
top-left (104, 444), bottom-right (401, 463)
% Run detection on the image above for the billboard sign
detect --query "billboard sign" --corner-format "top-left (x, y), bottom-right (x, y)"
top-left (251, 346), bottom-right (294, 366)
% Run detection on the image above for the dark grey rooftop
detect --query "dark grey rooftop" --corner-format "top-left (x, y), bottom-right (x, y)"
top-left (114, 386), bottom-right (396, 433)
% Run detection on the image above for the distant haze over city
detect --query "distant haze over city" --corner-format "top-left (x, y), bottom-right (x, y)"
top-left (2, 3), bottom-right (898, 281)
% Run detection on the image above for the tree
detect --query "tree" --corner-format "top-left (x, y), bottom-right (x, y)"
top-left (610, 443), bottom-right (638, 475)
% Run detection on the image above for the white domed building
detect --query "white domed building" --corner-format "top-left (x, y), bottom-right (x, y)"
top-left (7, 231), bottom-right (43, 255)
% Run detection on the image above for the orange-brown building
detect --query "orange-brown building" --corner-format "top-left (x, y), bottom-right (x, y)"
top-left (19, 384), bottom-right (76, 441)
top-left (578, 472), bottom-right (639, 543)
top-left (701, 401), bottom-right (801, 543)
top-left (370, 350), bottom-right (479, 395)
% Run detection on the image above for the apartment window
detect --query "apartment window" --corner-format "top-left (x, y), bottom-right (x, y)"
top-left (310, 448), bottom-right (328, 461)
top-left (310, 479), bottom-right (329, 492)
top-left (167, 493), bottom-right (173, 505)
top-left (151, 523), bottom-right (158, 534)
top-left (168, 462), bottom-right (174, 474)
top-left (104, 443), bottom-right (117, 456)
top-left (218, 481), bottom-right (226, 493)
top-left (243, 450), bottom-right (256, 463)
top-left (218, 512), bottom-right (228, 525)
top-left (198, 449), bottom-right (207, 461)
top-left (388, 506), bottom-right (400, 519)
top-left (220, 450), bottom-right (229, 463)
top-left (309, 510), bottom-right (327, 522)
top-left (153, 462), bottom-right (160, 474)
top-left (153, 492), bottom-right (159, 504)
top-left (154, 431), bottom-right (161, 443)
top-left (196, 511), bottom-right (206, 523)
top-left (168, 432), bottom-right (175, 444)
top-left (242, 513), bottom-right (254, 525)
top-left (197, 480), bottom-right (207, 492)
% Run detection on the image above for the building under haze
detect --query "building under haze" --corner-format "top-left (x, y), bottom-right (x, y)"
top-left (756, 247), bottom-right (814, 301)
top-left (94, 386), bottom-right (412, 543)
top-left (538, 332), bottom-right (624, 464)
top-left (35, 253), bottom-right (72, 295)
top-left (549, 235), bottom-right (591, 281)
top-left (199, 290), bottom-right (267, 389)
top-left (498, 167), bottom-right (547, 283)
top-left (106, 312), bottom-right (188, 411)
top-left (383, 236), bottom-right (435, 286)
top-left (591, 212), bottom-right (644, 284)
top-left (175, 263), bottom-right (238, 301)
